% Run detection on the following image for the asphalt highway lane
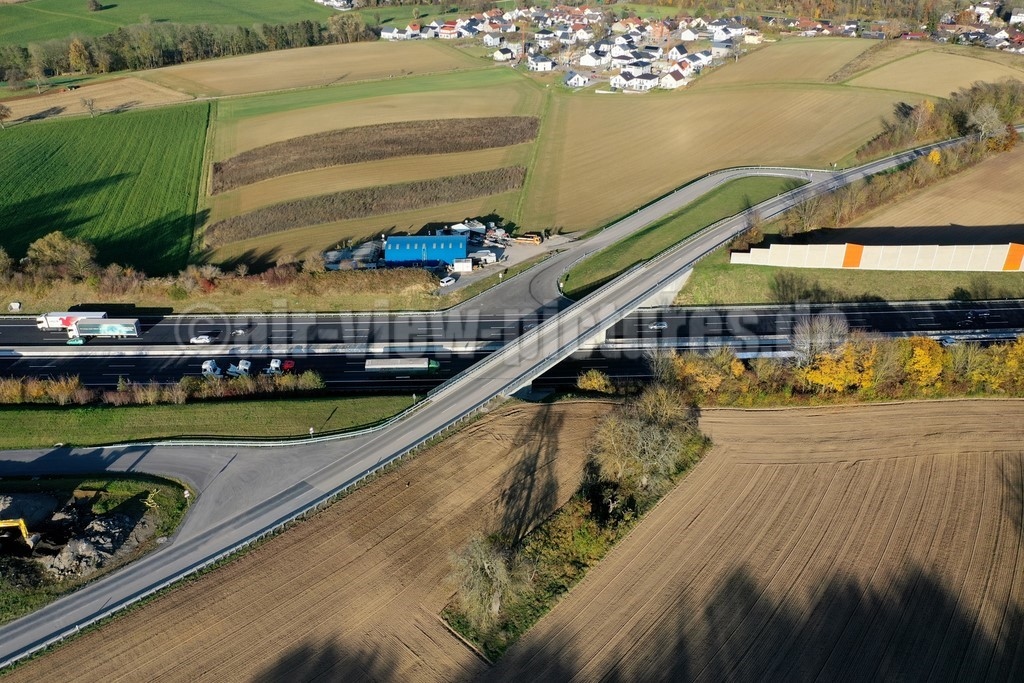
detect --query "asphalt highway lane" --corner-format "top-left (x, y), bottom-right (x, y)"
top-left (2, 301), bottom-right (1022, 389)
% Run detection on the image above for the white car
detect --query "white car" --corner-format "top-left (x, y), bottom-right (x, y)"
top-left (190, 335), bottom-right (213, 344)
top-left (439, 276), bottom-right (456, 287)
top-left (648, 321), bottom-right (668, 330)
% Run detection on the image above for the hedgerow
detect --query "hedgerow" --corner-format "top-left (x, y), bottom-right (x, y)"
top-left (204, 166), bottom-right (526, 247)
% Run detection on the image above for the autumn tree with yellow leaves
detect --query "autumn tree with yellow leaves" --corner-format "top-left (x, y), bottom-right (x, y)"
top-left (799, 341), bottom-right (877, 393)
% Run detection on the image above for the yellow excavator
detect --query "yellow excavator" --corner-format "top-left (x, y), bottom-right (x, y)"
top-left (0, 518), bottom-right (40, 550)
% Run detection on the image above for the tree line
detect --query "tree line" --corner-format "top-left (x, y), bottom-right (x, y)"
top-left (0, 15), bottom-right (373, 82)
top-left (859, 79), bottom-right (1024, 159)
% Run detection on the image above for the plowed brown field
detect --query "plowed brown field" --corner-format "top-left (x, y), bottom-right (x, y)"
top-left (487, 401), bottom-right (1024, 682)
top-left (7, 402), bottom-right (613, 682)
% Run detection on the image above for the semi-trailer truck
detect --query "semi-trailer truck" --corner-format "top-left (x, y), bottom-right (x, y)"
top-left (67, 318), bottom-right (140, 339)
top-left (364, 358), bottom-right (440, 372)
top-left (36, 311), bottom-right (107, 330)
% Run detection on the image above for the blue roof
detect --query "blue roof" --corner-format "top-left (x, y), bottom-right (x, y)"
top-left (384, 235), bottom-right (468, 265)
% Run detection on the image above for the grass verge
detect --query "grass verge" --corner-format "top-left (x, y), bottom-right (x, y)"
top-left (0, 395), bottom-right (413, 449)
top-left (563, 176), bottom-right (803, 299)
top-left (0, 474), bottom-right (187, 626)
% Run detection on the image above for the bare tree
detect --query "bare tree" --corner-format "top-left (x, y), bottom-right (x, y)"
top-left (449, 535), bottom-right (518, 631)
top-left (969, 103), bottom-right (1003, 139)
top-left (29, 65), bottom-right (48, 95)
top-left (80, 97), bottom-right (96, 118)
top-left (791, 313), bottom-right (849, 366)
top-left (644, 349), bottom-right (675, 385)
top-left (787, 192), bottom-right (823, 234)
top-left (0, 103), bottom-right (11, 130)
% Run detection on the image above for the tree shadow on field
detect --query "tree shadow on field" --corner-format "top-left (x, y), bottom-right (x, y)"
top-left (641, 563), bottom-right (1023, 682)
top-left (107, 100), bottom-right (141, 115)
top-left (259, 637), bottom-right (401, 682)
top-left (206, 246), bottom-right (283, 274)
top-left (0, 174), bottom-right (130, 258)
top-left (484, 562), bottom-right (1024, 681)
top-left (18, 106), bottom-right (65, 122)
top-left (493, 404), bottom-right (563, 549)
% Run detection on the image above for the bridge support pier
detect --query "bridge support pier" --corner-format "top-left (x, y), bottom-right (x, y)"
top-left (637, 269), bottom-right (692, 308)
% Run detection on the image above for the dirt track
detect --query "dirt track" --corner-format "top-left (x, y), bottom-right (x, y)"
top-left (487, 401), bottom-right (1024, 682)
top-left (7, 402), bottom-right (612, 682)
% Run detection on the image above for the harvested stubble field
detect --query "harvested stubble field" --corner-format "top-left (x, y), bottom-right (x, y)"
top-left (859, 144), bottom-right (1024, 228)
top-left (489, 401), bottom-right (1024, 682)
top-left (0, 77), bottom-right (191, 122)
top-left (698, 38), bottom-right (875, 86)
top-left (211, 117), bottom-right (540, 193)
top-left (209, 146), bottom-right (532, 222)
top-left (524, 86), bottom-right (903, 231)
top-left (143, 41), bottom-right (483, 97)
top-left (5, 401), bottom-right (614, 682)
top-left (848, 49), bottom-right (1024, 98)
top-left (204, 167), bottom-right (526, 247)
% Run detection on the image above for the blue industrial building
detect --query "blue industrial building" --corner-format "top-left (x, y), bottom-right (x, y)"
top-left (384, 235), bottom-right (468, 266)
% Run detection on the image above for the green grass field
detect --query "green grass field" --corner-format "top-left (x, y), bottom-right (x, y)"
top-left (215, 68), bottom-right (524, 124)
top-left (0, 0), bottom-right (502, 46)
top-left (0, 103), bottom-right (209, 275)
top-left (0, 394), bottom-right (413, 449)
top-left (564, 176), bottom-right (803, 299)
top-left (0, 0), bottom-right (331, 45)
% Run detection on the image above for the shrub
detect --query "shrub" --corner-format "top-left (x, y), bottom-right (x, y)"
top-left (577, 369), bottom-right (616, 394)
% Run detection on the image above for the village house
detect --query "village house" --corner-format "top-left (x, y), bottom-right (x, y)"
top-left (438, 21), bottom-right (460, 39)
top-left (580, 51), bottom-right (611, 67)
top-left (711, 38), bottom-right (739, 58)
top-left (667, 43), bottom-right (689, 61)
top-left (660, 70), bottom-right (688, 89)
top-left (527, 53), bottom-right (554, 71)
top-left (678, 27), bottom-right (700, 41)
top-left (564, 70), bottom-right (591, 87)
top-left (622, 59), bottom-right (652, 76)
top-left (642, 45), bottom-right (664, 60)
top-left (483, 32), bottom-right (504, 47)
top-left (493, 47), bottom-right (516, 61)
top-left (535, 28), bottom-right (556, 48)
top-left (1012, 8), bottom-right (1024, 24)
top-left (610, 71), bottom-right (658, 91)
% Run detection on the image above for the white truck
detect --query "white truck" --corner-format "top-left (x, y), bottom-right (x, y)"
top-left (36, 311), bottom-right (106, 331)
top-left (201, 360), bottom-right (223, 378)
top-left (67, 318), bottom-right (139, 339)
top-left (262, 359), bottom-right (295, 375)
top-left (226, 360), bottom-right (252, 377)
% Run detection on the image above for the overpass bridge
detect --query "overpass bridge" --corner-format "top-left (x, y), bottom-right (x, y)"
top-left (0, 137), bottom-right (979, 668)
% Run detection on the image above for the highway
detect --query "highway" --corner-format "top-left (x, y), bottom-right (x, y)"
top-left (2, 301), bottom-right (1022, 390)
top-left (0, 140), bottom-right (1011, 668)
